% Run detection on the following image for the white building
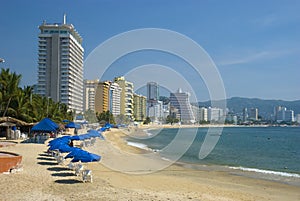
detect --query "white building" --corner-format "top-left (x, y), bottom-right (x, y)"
top-left (249, 108), bottom-right (258, 121)
top-left (208, 107), bottom-right (224, 122)
top-left (109, 82), bottom-right (122, 117)
top-left (37, 15), bottom-right (84, 113)
top-left (284, 110), bottom-right (294, 122)
top-left (275, 106), bottom-right (295, 122)
top-left (296, 114), bottom-right (300, 124)
top-left (199, 107), bottom-right (208, 122)
top-left (148, 101), bottom-right (163, 123)
top-left (83, 79), bottom-right (99, 111)
top-left (191, 105), bottom-right (200, 122)
top-left (114, 76), bottom-right (134, 119)
top-left (169, 88), bottom-right (195, 123)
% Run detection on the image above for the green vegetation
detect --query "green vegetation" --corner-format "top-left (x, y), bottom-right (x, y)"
top-left (166, 115), bottom-right (179, 125)
top-left (0, 68), bottom-right (73, 123)
top-left (143, 116), bottom-right (151, 124)
top-left (96, 110), bottom-right (115, 125)
top-left (84, 109), bottom-right (98, 123)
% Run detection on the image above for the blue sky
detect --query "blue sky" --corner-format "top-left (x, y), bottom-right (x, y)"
top-left (0, 0), bottom-right (299, 101)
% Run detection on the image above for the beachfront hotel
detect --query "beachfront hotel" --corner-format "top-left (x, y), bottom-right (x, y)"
top-left (36, 15), bottom-right (84, 113)
top-left (133, 94), bottom-right (147, 121)
top-left (114, 76), bottom-right (134, 119)
top-left (109, 82), bottom-right (122, 117)
top-left (147, 82), bottom-right (159, 106)
top-left (169, 88), bottom-right (195, 123)
top-left (94, 81), bottom-right (110, 114)
top-left (83, 79), bottom-right (99, 112)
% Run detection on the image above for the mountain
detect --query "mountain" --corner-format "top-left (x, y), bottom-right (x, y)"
top-left (198, 97), bottom-right (300, 118)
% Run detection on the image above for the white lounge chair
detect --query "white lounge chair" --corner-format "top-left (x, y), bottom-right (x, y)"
top-left (67, 162), bottom-right (75, 170)
top-left (91, 138), bottom-right (96, 146)
top-left (82, 170), bottom-right (92, 183)
top-left (56, 155), bottom-right (65, 165)
top-left (74, 163), bottom-right (84, 176)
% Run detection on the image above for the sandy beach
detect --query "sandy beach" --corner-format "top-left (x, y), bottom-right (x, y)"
top-left (0, 128), bottom-right (299, 201)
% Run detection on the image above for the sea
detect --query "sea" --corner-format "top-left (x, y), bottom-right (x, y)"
top-left (126, 126), bottom-right (300, 186)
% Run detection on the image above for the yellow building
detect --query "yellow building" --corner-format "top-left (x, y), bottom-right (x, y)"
top-left (133, 94), bottom-right (147, 121)
top-left (114, 76), bottom-right (134, 119)
top-left (94, 81), bottom-right (110, 114)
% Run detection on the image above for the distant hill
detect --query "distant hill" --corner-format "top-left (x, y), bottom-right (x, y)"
top-left (198, 97), bottom-right (300, 118)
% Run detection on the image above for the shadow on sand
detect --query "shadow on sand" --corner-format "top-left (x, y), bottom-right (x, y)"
top-left (47, 167), bottom-right (70, 172)
top-left (37, 157), bottom-right (56, 161)
top-left (52, 172), bottom-right (75, 177)
top-left (37, 161), bottom-right (57, 166)
top-left (55, 179), bottom-right (82, 184)
top-left (38, 153), bottom-right (52, 157)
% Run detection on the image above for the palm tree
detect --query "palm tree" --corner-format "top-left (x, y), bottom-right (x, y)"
top-left (0, 69), bottom-right (22, 117)
top-left (0, 68), bottom-right (74, 123)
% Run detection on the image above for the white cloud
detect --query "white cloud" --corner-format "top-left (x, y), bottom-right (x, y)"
top-left (216, 49), bottom-right (295, 67)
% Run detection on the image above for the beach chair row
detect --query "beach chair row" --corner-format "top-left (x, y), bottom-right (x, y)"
top-left (79, 138), bottom-right (96, 148)
top-left (50, 150), bottom-right (93, 183)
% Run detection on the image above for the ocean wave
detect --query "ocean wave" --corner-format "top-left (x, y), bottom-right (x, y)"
top-left (127, 141), bottom-right (149, 150)
top-left (143, 129), bottom-right (153, 136)
top-left (229, 166), bottom-right (300, 178)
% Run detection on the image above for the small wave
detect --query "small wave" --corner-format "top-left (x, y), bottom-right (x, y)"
top-left (127, 141), bottom-right (149, 150)
top-left (143, 129), bottom-right (153, 136)
top-left (229, 166), bottom-right (300, 178)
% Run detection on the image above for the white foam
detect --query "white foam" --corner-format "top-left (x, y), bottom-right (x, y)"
top-left (127, 141), bottom-right (149, 150)
top-left (143, 129), bottom-right (153, 136)
top-left (229, 166), bottom-right (300, 178)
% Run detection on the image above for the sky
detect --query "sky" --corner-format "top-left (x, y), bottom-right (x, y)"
top-left (0, 0), bottom-right (299, 101)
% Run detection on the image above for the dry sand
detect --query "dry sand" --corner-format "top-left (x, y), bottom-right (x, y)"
top-left (0, 128), bottom-right (299, 201)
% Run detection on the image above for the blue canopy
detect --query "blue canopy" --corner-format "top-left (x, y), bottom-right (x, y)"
top-left (65, 122), bottom-right (81, 129)
top-left (65, 147), bottom-right (88, 159)
top-left (71, 152), bottom-right (101, 163)
top-left (70, 135), bottom-right (81, 141)
top-left (104, 123), bottom-right (112, 129)
top-left (65, 147), bottom-right (101, 163)
top-left (48, 142), bottom-right (73, 153)
top-left (48, 136), bottom-right (71, 146)
top-left (89, 130), bottom-right (104, 139)
top-left (31, 118), bottom-right (59, 132)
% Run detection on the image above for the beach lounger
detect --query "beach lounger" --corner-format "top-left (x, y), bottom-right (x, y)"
top-left (67, 162), bottom-right (75, 170)
top-left (56, 155), bottom-right (65, 165)
top-left (91, 138), bottom-right (96, 146)
top-left (85, 140), bottom-right (91, 147)
top-left (51, 149), bottom-right (61, 158)
top-left (79, 142), bottom-right (85, 148)
top-left (75, 163), bottom-right (84, 176)
top-left (82, 170), bottom-right (92, 183)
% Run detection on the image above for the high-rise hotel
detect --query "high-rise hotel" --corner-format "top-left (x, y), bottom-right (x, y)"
top-left (36, 15), bottom-right (84, 113)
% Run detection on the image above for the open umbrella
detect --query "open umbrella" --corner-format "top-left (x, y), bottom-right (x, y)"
top-left (65, 147), bottom-right (88, 159)
top-left (71, 152), bottom-right (101, 163)
top-left (48, 136), bottom-right (71, 146)
top-left (31, 118), bottom-right (59, 132)
top-left (65, 122), bottom-right (81, 129)
top-left (48, 142), bottom-right (73, 153)
top-left (64, 148), bottom-right (101, 163)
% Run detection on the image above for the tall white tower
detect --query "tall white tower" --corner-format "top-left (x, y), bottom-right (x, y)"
top-left (37, 15), bottom-right (84, 113)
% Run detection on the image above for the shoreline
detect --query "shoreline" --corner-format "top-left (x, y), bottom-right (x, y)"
top-left (0, 129), bottom-right (299, 200)
top-left (137, 123), bottom-right (300, 130)
top-left (120, 127), bottom-right (300, 186)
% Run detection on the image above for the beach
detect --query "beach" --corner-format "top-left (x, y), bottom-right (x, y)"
top-left (0, 129), bottom-right (299, 201)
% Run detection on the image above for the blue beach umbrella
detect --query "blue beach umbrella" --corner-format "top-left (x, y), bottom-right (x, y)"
top-left (48, 136), bottom-right (71, 146)
top-left (71, 152), bottom-right (101, 163)
top-left (70, 135), bottom-right (81, 141)
top-left (65, 148), bottom-right (101, 163)
top-left (64, 147), bottom-right (87, 159)
top-left (48, 143), bottom-right (73, 153)
top-left (65, 122), bottom-right (81, 129)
